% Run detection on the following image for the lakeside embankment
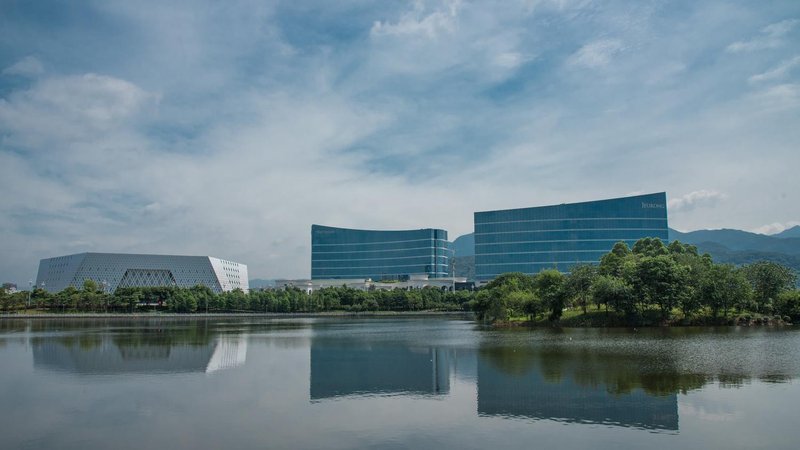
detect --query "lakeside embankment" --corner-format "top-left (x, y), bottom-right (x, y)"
top-left (0, 311), bottom-right (473, 320)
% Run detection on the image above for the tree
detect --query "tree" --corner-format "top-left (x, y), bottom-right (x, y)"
top-left (169, 290), bottom-right (197, 313)
top-left (599, 242), bottom-right (632, 277)
top-left (591, 275), bottom-right (635, 315)
top-left (565, 264), bottom-right (597, 313)
top-left (775, 290), bottom-right (800, 321)
top-left (472, 273), bottom-right (536, 322)
top-left (190, 285), bottom-right (215, 313)
top-left (534, 269), bottom-right (566, 321)
top-left (699, 264), bottom-right (751, 318)
top-left (634, 255), bottom-right (691, 320)
top-left (742, 261), bottom-right (797, 313)
top-left (632, 237), bottom-right (669, 257)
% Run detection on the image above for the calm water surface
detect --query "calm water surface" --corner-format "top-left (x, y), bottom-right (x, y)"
top-left (1, 317), bottom-right (799, 450)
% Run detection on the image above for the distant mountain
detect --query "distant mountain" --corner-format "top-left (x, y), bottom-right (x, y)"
top-left (775, 226), bottom-right (800, 239)
top-left (452, 256), bottom-right (475, 280)
top-left (452, 233), bottom-right (475, 257)
top-left (668, 228), bottom-right (800, 255)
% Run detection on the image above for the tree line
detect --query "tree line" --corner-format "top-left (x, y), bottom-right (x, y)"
top-left (2, 238), bottom-right (799, 324)
top-left (0, 279), bottom-right (472, 314)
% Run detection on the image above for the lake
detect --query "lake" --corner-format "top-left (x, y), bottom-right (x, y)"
top-left (1, 317), bottom-right (799, 449)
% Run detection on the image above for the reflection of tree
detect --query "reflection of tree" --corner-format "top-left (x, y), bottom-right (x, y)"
top-left (478, 332), bottom-right (790, 396)
top-left (479, 346), bottom-right (538, 377)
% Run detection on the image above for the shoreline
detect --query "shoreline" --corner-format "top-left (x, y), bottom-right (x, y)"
top-left (0, 311), bottom-right (473, 320)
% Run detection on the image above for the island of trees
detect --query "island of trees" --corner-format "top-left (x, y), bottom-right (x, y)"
top-left (2, 238), bottom-right (798, 326)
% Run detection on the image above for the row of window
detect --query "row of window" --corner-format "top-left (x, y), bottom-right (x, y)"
top-left (314, 248), bottom-right (451, 260)
top-left (476, 250), bottom-right (609, 265)
top-left (313, 238), bottom-right (451, 250)
top-left (475, 229), bottom-right (668, 244)
top-left (474, 194), bottom-right (667, 223)
top-left (475, 218), bottom-right (667, 233)
top-left (312, 227), bottom-right (449, 246)
top-left (475, 239), bottom-right (642, 254)
top-left (314, 257), bottom-right (449, 269)
top-left (477, 261), bottom-right (596, 279)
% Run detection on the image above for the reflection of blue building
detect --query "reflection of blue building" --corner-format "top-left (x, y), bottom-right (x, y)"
top-left (477, 357), bottom-right (678, 431)
top-left (311, 225), bottom-right (451, 280)
top-left (310, 343), bottom-right (450, 399)
top-left (474, 193), bottom-right (669, 281)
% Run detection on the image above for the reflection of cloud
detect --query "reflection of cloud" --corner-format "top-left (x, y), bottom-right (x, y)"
top-left (668, 190), bottom-right (726, 213)
top-left (678, 402), bottom-right (740, 422)
top-left (727, 19), bottom-right (799, 53)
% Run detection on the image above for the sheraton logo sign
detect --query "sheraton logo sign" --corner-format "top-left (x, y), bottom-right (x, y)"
top-left (641, 202), bottom-right (666, 209)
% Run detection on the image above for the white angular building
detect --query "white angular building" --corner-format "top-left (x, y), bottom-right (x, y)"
top-left (35, 253), bottom-right (248, 293)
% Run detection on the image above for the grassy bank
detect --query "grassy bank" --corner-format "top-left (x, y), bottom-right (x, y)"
top-left (496, 308), bottom-right (794, 328)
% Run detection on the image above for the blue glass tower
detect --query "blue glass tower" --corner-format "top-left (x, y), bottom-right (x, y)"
top-left (474, 192), bottom-right (668, 281)
top-left (311, 225), bottom-right (451, 280)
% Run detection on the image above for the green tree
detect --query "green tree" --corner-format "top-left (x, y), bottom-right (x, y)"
top-left (169, 290), bottom-right (197, 313)
top-left (775, 290), bottom-right (800, 321)
top-left (634, 255), bottom-right (691, 320)
top-left (700, 264), bottom-right (751, 318)
top-left (632, 237), bottom-right (669, 257)
top-left (591, 275), bottom-right (635, 315)
top-left (565, 264), bottom-right (597, 313)
top-left (599, 242), bottom-right (632, 277)
top-left (742, 261), bottom-right (797, 313)
top-left (534, 269), bottom-right (566, 321)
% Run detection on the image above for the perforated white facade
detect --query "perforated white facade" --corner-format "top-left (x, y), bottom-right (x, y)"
top-left (35, 253), bottom-right (248, 293)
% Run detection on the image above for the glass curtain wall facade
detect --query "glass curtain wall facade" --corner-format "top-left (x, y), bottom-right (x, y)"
top-left (311, 225), bottom-right (451, 280)
top-left (474, 192), bottom-right (668, 281)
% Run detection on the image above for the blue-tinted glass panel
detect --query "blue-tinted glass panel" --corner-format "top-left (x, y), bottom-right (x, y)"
top-left (311, 225), bottom-right (451, 280)
top-left (474, 193), bottom-right (668, 281)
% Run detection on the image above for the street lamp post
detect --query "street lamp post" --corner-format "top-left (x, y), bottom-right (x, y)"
top-left (27, 280), bottom-right (32, 310)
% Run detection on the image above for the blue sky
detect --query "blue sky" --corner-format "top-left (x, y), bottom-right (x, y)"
top-left (1, 0), bottom-right (799, 284)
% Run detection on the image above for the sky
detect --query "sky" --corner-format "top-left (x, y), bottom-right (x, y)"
top-left (1, 0), bottom-right (799, 284)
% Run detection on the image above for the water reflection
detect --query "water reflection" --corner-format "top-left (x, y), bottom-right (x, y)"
top-left (30, 319), bottom-right (247, 375)
top-left (477, 346), bottom-right (679, 430)
top-left (4, 318), bottom-right (800, 444)
top-left (474, 327), bottom-right (800, 431)
top-left (310, 342), bottom-right (451, 399)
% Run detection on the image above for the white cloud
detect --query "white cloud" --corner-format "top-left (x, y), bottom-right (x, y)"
top-left (0, 74), bottom-right (159, 145)
top-left (567, 38), bottom-right (624, 68)
top-left (726, 19), bottom-right (799, 53)
top-left (371, 0), bottom-right (461, 38)
top-left (2, 55), bottom-right (44, 77)
top-left (749, 55), bottom-right (800, 84)
top-left (668, 190), bottom-right (727, 212)
top-left (752, 221), bottom-right (800, 235)
top-left (747, 83), bottom-right (800, 112)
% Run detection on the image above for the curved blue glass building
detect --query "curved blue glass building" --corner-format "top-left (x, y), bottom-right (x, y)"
top-left (474, 192), bottom-right (668, 281)
top-left (311, 225), bottom-right (451, 280)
